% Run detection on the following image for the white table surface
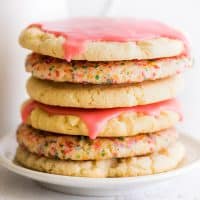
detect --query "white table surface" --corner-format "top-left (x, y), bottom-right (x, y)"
top-left (0, 166), bottom-right (200, 200)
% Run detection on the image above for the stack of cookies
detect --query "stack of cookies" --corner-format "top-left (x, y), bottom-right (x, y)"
top-left (15, 18), bottom-right (191, 178)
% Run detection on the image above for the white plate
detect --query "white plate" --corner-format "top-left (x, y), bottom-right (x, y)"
top-left (0, 133), bottom-right (200, 196)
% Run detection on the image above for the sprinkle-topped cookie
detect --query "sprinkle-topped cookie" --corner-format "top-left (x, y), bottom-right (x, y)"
top-left (26, 53), bottom-right (191, 84)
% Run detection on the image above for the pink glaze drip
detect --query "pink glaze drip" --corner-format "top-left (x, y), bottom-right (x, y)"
top-left (30, 18), bottom-right (190, 61)
top-left (21, 99), bottom-right (182, 139)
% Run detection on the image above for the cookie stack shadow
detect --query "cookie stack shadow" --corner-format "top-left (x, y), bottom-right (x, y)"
top-left (15, 19), bottom-right (191, 178)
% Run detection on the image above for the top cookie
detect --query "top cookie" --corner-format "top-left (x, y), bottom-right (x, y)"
top-left (19, 18), bottom-right (188, 61)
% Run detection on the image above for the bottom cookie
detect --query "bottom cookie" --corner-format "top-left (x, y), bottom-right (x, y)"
top-left (15, 143), bottom-right (184, 178)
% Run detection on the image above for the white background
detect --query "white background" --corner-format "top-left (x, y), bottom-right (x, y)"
top-left (0, 0), bottom-right (200, 199)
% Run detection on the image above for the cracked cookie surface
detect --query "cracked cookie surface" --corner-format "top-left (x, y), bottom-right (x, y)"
top-left (26, 75), bottom-right (184, 108)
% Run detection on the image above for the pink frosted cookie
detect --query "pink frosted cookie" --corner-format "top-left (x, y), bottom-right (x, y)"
top-left (21, 99), bottom-right (182, 139)
top-left (19, 18), bottom-right (189, 61)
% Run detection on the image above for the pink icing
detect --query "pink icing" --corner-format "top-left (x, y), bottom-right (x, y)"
top-left (30, 18), bottom-right (190, 61)
top-left (22, 99), bottom-right (182, 139)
